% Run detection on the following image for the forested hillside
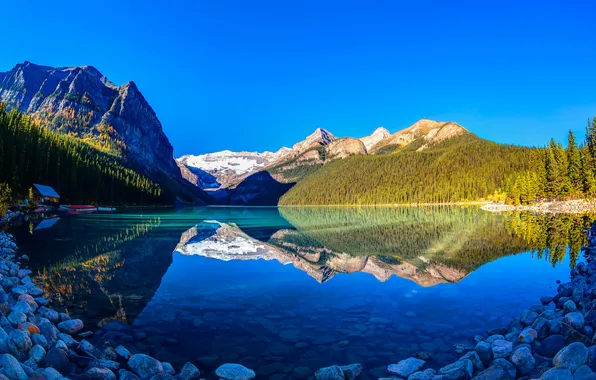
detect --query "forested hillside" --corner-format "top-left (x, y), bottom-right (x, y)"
top-left (506, 120), bottom-right (596, 204)
top-left (280, 133), bottom-right (543, 205)
top-left (0, 104), bottom-right (172, 205)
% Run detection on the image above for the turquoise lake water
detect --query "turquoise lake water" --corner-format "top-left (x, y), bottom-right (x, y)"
top-left (7, 206), bottom-right (589, 379)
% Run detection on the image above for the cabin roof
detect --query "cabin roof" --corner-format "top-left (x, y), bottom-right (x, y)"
top-left (33, 184), bottom-right (60, 198)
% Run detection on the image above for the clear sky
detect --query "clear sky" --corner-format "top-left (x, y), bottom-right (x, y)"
top-left (1, 0), bottom-right (595, 156)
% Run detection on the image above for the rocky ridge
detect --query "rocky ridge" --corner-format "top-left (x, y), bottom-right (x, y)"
top-left (369, 120), bottom-right (468, 154)
top-left (0, 61), bottom-right (184, 188)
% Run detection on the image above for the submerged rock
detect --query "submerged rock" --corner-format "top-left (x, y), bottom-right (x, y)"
top-left (178, 362), bottom-right (200, 379)
top-left (340, 363), bottom-right (362, 379)
top-left (388, 358), bottom-right (425, 377)
top-left (128, 354), bottom-right (164, 379)
top-left (216, 363), bottom-right (256, 380)
top-left (438, 359), bottom-right (473, 379)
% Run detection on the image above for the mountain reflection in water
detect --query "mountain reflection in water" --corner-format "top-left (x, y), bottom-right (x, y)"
top-left (7, 206), bottom-right (593, 375)
top-left (176, 207), bottom-right (591, 286)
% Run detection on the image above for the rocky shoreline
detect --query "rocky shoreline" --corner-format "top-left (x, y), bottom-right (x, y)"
top-left (0, 230), bottom-right (217, 379)
top-left (481, 200), bottom-right (596, 214)
top-left (330, 219), bottom-right (596, 380)
top-left (0, 212), bottom-right (23, 227)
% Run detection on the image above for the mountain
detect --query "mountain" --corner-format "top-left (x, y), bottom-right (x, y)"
top-left (265, 128), bottom-right (361, 183)
top-left (359, 127), bottom-right (390, 151)
top-left (286, 127), bottom-right (336, 156)
top-left (176, 148), bottom-right (290, 189)
top-left (280, 126), bottom-right (543, 205)
top-left (0, 61), bottom-right (209, 204)
top-left (368, 119), bottom-right (468, 154)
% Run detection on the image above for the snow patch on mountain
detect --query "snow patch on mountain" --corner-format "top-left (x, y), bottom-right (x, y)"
top-left (359, 127), bottom-right (390, 150)
top-left (176, 147), bottom-right (290, 189)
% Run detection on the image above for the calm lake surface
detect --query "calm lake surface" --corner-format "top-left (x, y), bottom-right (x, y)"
top-left (7, 206), bottom-right (593, 379)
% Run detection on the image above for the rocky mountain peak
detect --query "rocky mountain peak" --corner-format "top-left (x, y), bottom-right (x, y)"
top-left (306, 128), bottom-right (336, 145)
top-left (0, 61), bottom-right (180, 180)
top-left (368, 119), bottom-right (470, 154)
top-left (291, 128), bottom-right (336, 154)
top-left (372, 126), bottom-right (390, 136)
top-left (360, 126), bottom-right (391, 150)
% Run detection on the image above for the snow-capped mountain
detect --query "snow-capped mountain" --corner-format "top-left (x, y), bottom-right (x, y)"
top-left (359, 127), bottom-right (390, 151)
top-left (176, 147), bottom-right (290, 189)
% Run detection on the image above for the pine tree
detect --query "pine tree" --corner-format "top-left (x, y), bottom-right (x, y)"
top-left (581, 149), bottom-right (596, 198)
top-left (567, 130), bottom-right (582, 195)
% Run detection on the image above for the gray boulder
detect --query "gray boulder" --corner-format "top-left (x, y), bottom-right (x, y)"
top-left (538, 335), bottom-right (567, 357)
top-left (521, 310), bottom-right (539, 326)
top-left (177, 362), bottom-right (200, 380)
top-left (86, 367), bottom-right (117, 380)
top-left (388, 358), bottom-right (426, 377)
top-left (45, 346), bottom-right (73, 375)
top-left (30, 344), bottom-right (46, 363)
top-left (128, 354), bottom-right (164, 379)
top-left (340, 363), bottom-right (362, 379)
top-left (574, 365), bottom-right (596, 380)
top-left (491, 339), bottom-right (513, 359)
top-left (565, 313), bottom-right (586, 331)
top-left (475, 341), bottom-right (493, 366)
top-left (439, 359), bottom-right (473, 379)
top-left (460, 351), bottom-right (484, 373)
top-left (554, 343), bottom-right (589, 372)
top-left (7, 329), bottom-right (32, 361)
top-left (519, 328), bottom-right (538, 343)
top-left (56, 319), bottom-right (84, 334)
top-left (161, 362), bottom-right (174, 375)
top-left (511, 346), bottom-right (536, 375)
top-left (313, 365), bottom-right (343, 380)
top-left (542, 367), bottom-right (574, 380)
top-left (38, 366), bottom-right (59, 379)
top-left (473, 363), bottom-right (514, 380)
top-left (78, 339), bottom-right (101, 358)
top-left (1, 353), bottom-right (27, 380)
top-left (119, 369), bottom-right (141, 380)
top-left (565, 300), bottom-right (578, 313)
top-left (7, 311), bottom-right (26, 326)
top-left (486, 335), bottom-right (505, 344)
top-left (115, 345), bottom-right (131, 360)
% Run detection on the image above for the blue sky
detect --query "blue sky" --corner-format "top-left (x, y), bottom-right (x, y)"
top-left (1, 0), bottom-right (595, 156)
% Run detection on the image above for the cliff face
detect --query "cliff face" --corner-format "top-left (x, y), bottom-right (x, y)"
top-left (326, 138), bottom-right (367, 160)
top-left (0, 61), bottom-right (178, 178)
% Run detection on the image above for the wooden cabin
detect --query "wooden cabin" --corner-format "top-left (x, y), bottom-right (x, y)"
top-left (32, 184), bottom-right (60, 205)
